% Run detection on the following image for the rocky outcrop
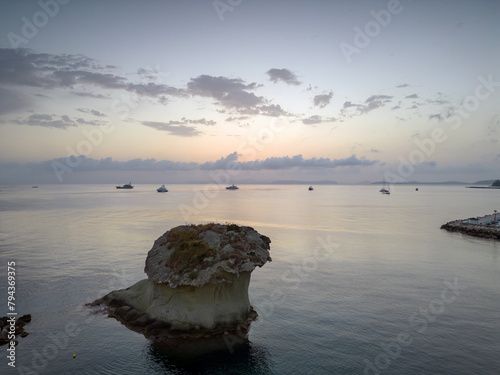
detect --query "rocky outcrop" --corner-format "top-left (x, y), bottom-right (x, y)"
top-left (0, 314), bottom-right (31, 346)
top-left (441, 220), bottom-right (500, 240)
top-left (90, 223), bottom-right (271, 343)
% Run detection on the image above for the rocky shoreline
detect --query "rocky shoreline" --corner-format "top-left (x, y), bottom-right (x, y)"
top-left (440, 220), bottom-right (500, 240)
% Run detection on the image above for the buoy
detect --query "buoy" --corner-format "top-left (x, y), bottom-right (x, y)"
top-left (73, 354), bottom-right (76, 358)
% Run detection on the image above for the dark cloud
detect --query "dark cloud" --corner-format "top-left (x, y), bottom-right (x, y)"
top-left (187, 74), bottom-right (263, 110)
top-left (141, 121), bottom-right (202, 137)
top-left (13, 113), bottom-right (109, 128)
top-left (0, 48), bottom-right (184, 100)
top-left (396, 83), bottom-right (410, 88)
top-left (3, 153), bottom-right (379, 175)
top-left (313, 92), bottom-right (333, 108)
top-left (405, 94), bottom-right (418, 99)
top-left (187, 74), bottom-right (288, 117)
top-left (266, 68), bottom-right (301, 86)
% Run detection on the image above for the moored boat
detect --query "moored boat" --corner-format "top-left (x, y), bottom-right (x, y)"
top-left (116, 182), bottom-right (133, 189)
top-left (226, 184), bottom-right (239, 190)
top-left (157, 184), bottom-right (168, 193)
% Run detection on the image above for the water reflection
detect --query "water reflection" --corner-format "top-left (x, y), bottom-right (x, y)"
top-left (145, 338), bottom-right (274, 374)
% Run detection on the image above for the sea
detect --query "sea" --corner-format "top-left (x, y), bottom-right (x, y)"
top-left (0, 184), bottom-right (499, 375)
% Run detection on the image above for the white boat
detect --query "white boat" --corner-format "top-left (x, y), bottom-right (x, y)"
top-left (226, 184), bottom-right (239, 190)
top-left (157, 184), bottom-right (168, 193)
top-left (379, 179), bottom-right (390, 194)
top-left (116, 182), bottom-right (133, 189)
top-left (308, 186), bottom-right (314, 191)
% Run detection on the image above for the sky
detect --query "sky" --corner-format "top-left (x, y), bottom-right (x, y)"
top-left (0, 0), bottom-right (499, 184)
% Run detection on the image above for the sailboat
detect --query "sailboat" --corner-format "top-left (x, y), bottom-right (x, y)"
top-left (379, 179), bottom-right (390, 194)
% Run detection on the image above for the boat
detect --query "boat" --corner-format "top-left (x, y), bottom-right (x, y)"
top-left (116, 182), bottom-right (133, 189)
top-left (309, 186), bottom-right (314, 191)
top-left (226, 184), bottom-right (239, 190)
top-left (157, 184), bottom-right (168, 193)
top-left (32, 186), bottom-right (39, 188)
top-left (379, 179), bottom-right (390, 194)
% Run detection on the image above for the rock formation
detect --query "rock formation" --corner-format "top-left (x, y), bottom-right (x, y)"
top-left (90, 223), bottom-right (271, 343)
top-left (0, 314), bottom-right (31, 346)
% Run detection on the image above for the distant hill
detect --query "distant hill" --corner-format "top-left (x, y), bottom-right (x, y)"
top-left (272, 180), bottom-right (338, 185)
top-left (370, 181), bottom-right (467, 185)
top-left (471, 180), bottom-right (496, 185)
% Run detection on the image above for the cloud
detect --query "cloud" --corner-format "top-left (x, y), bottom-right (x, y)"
top-left (405, 94), bottom-right (418, 99)
top-left (365, 95), bottom-right (392, 103)
top-left (141, 121), bottom-right (202, 137)
top-left (396, 83), bottom-right (410, 88)
top-left (187, 74), bottom-right (263, 110)
top-left (77, 108), bottom-right (107, 117)
top-left (7, 153), bottom-right (378, 173)
top-left (343, 101), bottom-right (360, 109)
top-left (181, 117), bottom-right (216, 126)
top-left (225, 116), bottom-right (250, 122)
top-left (313, 92), bottom-right (333, 108)
top-left (266, 68), bottom-right (301, 85)
top-left (187, 74), bottom-right (288, 116)
top-left (429, 114), bottom-right (443, 122)
top-left (199, 152), bottom-right (377, 170)
top-left (12, 113), bottom-right (108, 129)
top-left (0, 48), bottom-right (184, 100)
top-left (302, 115), bottom-right (336, 125)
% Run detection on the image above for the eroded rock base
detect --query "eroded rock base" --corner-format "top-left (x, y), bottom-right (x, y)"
top-left (90, 272), bottom-right (257, 343)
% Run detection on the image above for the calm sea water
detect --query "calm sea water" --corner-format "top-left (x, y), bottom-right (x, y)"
top-left (0, 184), bottom-right (499, 374)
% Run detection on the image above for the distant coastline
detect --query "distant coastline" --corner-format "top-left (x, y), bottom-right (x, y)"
top-left (466, 179), bottom-right (500, 189)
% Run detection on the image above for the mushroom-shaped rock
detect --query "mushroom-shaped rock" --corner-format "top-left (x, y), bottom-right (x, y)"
top-left (90, 224), bottom-right (271, 343)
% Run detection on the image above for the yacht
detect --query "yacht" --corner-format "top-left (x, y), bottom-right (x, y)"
top-left (157, 184), bottom-right (168, 193)
top-left (226, 184), bottom-right (239, 190)
top-left (116, 182), bottom-right (133, 189)
top-left (308, 186), bottom-right (314, 191)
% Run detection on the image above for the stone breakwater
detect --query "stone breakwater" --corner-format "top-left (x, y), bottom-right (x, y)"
top-left (90, 223), bottom-right (271, 343)
top-left (440, 219), bottom-right (500, 240)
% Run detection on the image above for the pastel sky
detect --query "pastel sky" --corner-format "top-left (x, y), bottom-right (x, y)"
top-left (0, 0), bottom-right (499, 184)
